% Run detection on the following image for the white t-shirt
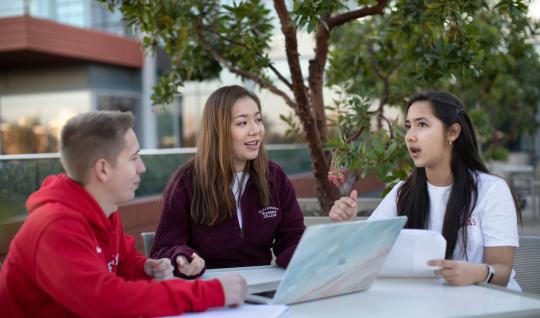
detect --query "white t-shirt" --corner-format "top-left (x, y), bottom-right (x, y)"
top-left (370, 171), bottom-right (520, 290)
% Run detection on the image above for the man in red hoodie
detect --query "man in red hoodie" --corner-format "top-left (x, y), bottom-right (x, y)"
top-left (0, 111), bottom-right (246, 317)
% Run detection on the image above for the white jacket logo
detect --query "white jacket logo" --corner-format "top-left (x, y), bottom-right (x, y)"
top-left (97, 246), bottom-right (119, 272)
top-left (107, 254), bottom-right (119, 272)
top-left (258, 207), bottom-right (278, 218)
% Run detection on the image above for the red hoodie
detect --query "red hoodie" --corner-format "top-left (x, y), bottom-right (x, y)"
top-left (0, 174), bottom-right (224, 317)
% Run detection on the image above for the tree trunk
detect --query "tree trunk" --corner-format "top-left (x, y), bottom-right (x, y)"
top-left (274, 0), bottom-right (339, 214)
top-left (307, 23), bottom-right (339, 213)
top-left (308, 25), bottom-right (330, 146)
top-left (294, 101), bottom-right (340, 214)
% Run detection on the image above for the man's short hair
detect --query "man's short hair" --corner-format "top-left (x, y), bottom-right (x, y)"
top-left (60, 111), bottom-right (134, 184)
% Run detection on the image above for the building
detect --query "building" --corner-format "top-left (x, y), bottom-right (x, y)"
top-left (0, 0), bottom-right (183, 154)
top-left (0, 0), bottom-right (321, 154)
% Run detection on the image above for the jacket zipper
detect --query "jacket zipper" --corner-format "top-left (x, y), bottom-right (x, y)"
top-left (238, 192), bottom-right (244, 240)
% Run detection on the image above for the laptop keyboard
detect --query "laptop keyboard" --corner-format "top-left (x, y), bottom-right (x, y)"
top-left (252, 290), bottom-right (277, 298)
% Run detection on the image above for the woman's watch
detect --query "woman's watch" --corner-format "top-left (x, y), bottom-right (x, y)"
top-left (484, 264), bottom-right (495, 283)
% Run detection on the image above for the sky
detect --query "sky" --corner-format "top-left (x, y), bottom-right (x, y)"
top-left (530, 0), bottom-right (540, 19)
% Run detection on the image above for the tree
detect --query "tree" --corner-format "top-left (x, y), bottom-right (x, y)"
top-left (443, 13), bottom-right (540, 160)
top-left (104, 0), bottom-right (536, 213)
top-left (327, 1), bottom-right (540, 160)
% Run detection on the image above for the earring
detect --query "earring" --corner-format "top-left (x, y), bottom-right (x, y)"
top-left (449, 141), bottom-right (453, 146)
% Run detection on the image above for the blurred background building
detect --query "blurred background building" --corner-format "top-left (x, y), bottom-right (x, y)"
top-left (0, 0), bottom-right (184, 154)
top-left (0, 0), bottom-right (326, 156)
top-left (0, 0), bottom-right (312, 155)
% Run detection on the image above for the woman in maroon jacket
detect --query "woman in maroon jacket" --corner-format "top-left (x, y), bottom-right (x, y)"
top-left (151, 85), bottom-right (306, 278)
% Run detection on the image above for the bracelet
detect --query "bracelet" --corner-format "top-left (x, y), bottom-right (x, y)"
top-left (484, 264), bottom-right (495, 284)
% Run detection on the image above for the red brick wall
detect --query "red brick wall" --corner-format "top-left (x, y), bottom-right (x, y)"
top-left (291, 173), bottom-right (383, 197)
top-left (119, 195), bottom-right (162, 254)
top-left (0, 196), bottom-right (162, 263)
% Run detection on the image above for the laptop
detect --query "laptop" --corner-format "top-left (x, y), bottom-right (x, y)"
top-left (246, 216), bottom-right (407, 304)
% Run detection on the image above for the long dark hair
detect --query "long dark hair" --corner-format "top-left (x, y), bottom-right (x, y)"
top-left (397, 91), bottom-right (522, 259)
top-left (163, 85), bottom-right (270, 226)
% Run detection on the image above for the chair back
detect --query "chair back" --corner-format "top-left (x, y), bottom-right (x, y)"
top-left (514, 235), bottom-right (540, 295)
top-left (140, 232), bottom-right (156, 258)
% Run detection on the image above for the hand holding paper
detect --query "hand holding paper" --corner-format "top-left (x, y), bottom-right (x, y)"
top-left (379, 229), bottom-right (446, 277)
top-left (428, 259), bottom-right (488, 286)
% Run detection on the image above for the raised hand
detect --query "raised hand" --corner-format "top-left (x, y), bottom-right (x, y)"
top-left (329, 190), bottom-right (358, 222)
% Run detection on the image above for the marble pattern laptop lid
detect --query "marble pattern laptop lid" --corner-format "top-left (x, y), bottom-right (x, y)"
top-left (270, 216), bottom-right (407, 304)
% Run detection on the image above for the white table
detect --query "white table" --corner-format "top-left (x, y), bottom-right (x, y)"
top-left (203, 266), bottom-right (540, 318)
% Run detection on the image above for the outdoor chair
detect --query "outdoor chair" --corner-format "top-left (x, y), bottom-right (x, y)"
top-left (140, 232), bottom-right (156, 258)
top-left (511, 173), bottom-right (539, 218)
top-left (514, 235), bottom-right (540, 295)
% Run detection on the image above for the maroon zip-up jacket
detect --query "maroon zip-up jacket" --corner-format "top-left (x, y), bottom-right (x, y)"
top-left (151, 161), bottom-right (306, 278)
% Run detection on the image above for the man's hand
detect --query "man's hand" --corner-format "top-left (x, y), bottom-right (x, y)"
top-left (329, 190), bottom-right (358, 222)
top-left (428, 259), bottom-right (487, 286)
top-left (217, 273), bottom-right (247, 306)
top-left (176, 253), bottom-right (205, 277)
top-left (144, 258), bottom-right (174, 281)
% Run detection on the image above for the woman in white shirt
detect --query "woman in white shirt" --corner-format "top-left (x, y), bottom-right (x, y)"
top-left (329, 91), bottom-right (522, 289)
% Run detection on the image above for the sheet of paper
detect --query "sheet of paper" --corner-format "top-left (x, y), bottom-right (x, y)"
top-left (379, 229), bottom-right (446, 277)
top-left (163, 304), bottom-right (288, 318)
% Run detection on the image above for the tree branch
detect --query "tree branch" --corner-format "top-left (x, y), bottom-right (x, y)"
top-left (326, 0), bottom-right (389, 30)
top-left (380, 113), bottom-right (394, 139)
top-left (269, 63), bottom-right (293, 90)
top-left (274, 0), bottom-right (339, 210)
top-left (274, 0), bottom-right (311, 108)
top-left (367, 42), bottom-right (385, 81)
top-left (202, 26), bottom-right (293, 90)
top-left (367, 42), bottom-right (390, 129)
top-left (195, 26), bottom-right (297, 109)
top-left (309, 21), bottom-right (330, 145)
top-left (387, 91), bottom-right (409, 105)
top-left (346, 126), bottom-right (365, 143)
top-left (367, 42), bottom-right (405, 130)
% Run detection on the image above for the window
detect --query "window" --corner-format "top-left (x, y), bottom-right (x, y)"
top-left (0, 91), bottom-right (91, 154)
